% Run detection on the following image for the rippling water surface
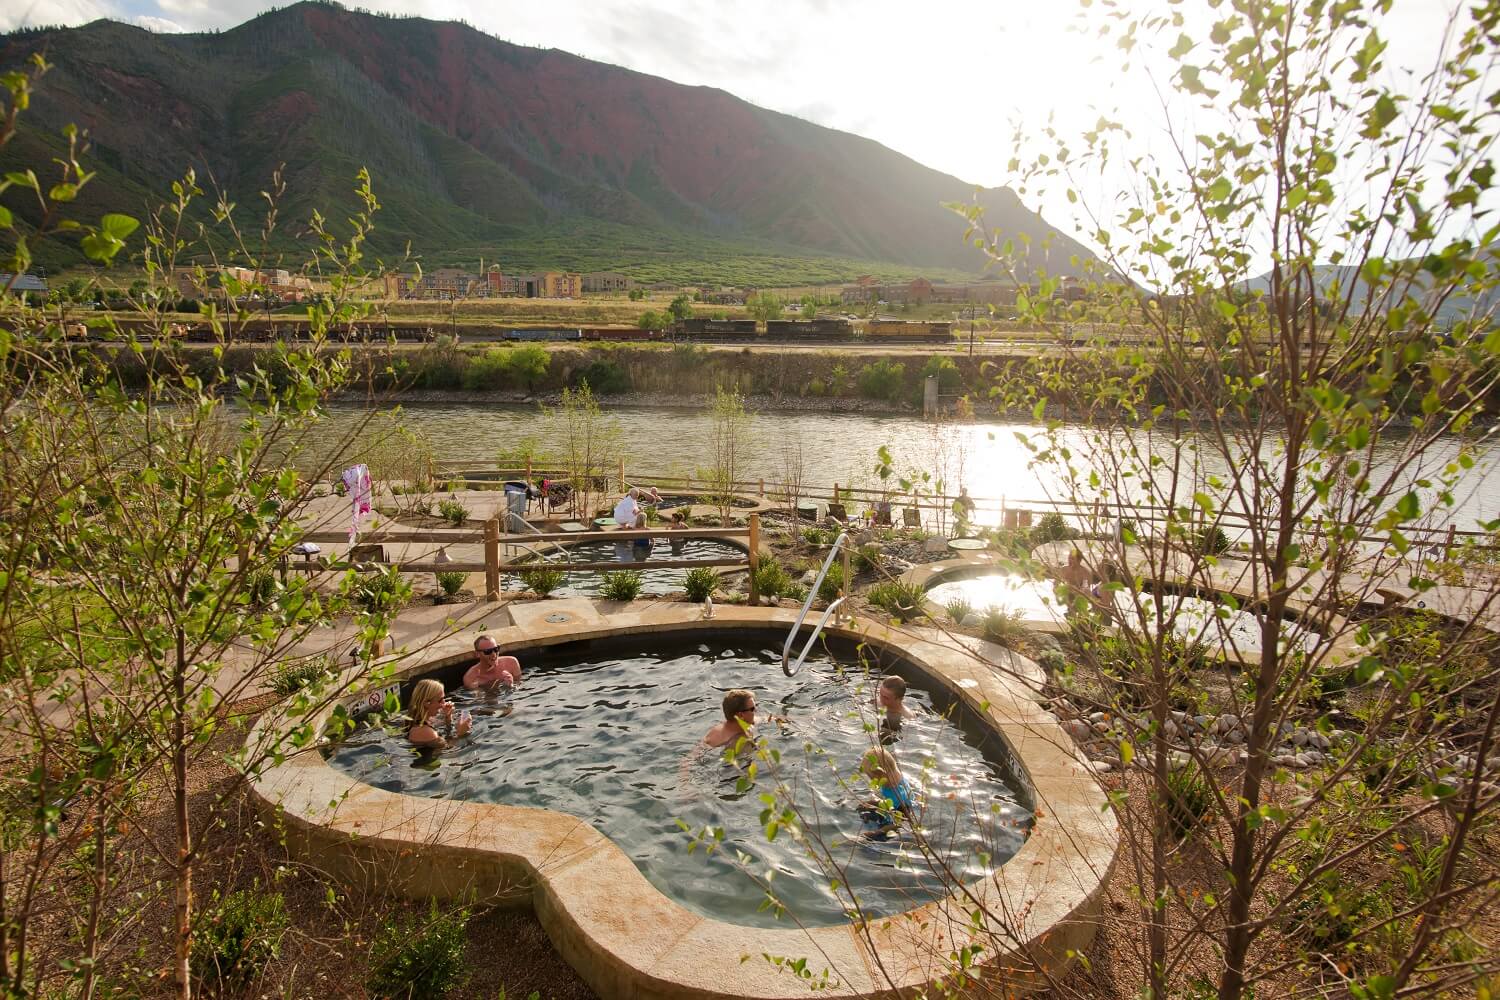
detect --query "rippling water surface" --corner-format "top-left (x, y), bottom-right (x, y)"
top-left (321, 401), bottom-right (1500, 530)
top-left (325, 636), bottom-right (1030, 928)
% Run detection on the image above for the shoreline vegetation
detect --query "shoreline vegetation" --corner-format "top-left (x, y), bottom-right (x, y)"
top-left (64, 340), bottom-right (1489, 420)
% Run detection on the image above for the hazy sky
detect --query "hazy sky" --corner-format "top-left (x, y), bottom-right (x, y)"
top-left (0, 0), bottom-right (1471, 258)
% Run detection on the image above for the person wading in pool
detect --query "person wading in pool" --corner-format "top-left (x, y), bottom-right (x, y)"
top-left (875, 674), bottom-right (917, 742)
top-left (463, 635), bottom-right (523, 689)
top-left (700, 689), bottom-right (788, 749)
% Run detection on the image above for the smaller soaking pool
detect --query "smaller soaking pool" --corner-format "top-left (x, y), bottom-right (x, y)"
top-left (504, 537), bottom-right (746, 597)
top-left (925, 572), bottom-right (1065, 620)
top-left (324, 634), bottom-right (1031, 928)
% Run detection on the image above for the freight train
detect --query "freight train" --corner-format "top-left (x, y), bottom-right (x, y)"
top-left (54, 317), bottom-right (953, 346)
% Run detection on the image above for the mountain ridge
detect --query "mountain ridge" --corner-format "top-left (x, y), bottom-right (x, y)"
top-left (1, 2), bottom-right (1093, 284)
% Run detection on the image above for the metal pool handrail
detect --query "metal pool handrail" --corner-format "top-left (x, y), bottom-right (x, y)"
top-left (783, 531), bottom-right (848, 676)
top-left (510, 516), bottom-right (575, 565)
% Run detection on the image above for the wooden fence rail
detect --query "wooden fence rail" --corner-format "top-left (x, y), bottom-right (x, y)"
top-left (296, 518), bottom-right (763, 602)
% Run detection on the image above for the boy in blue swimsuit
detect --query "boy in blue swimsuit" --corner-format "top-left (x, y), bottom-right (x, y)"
top-left (858, 747), bottom-right (914, 839)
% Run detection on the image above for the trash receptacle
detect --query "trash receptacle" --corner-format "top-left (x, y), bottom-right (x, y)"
top-left (503, 485), bottom-right (528, 532)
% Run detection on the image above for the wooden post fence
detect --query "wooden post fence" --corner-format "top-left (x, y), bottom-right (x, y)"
top-left (747, 513), bottom-right (760, 605)
top-left (484, 517), bottom-right (500, 601)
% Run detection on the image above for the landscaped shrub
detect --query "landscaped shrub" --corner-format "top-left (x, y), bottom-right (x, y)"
top-left (191, 885), bottom-right (289, 995)
top-left (518, 567), bottom-right (565, 596)
top-left (817, 562), bottom-right (846, 603)
top-left (574, 360), bottom-right (629, 394)
top-left (921, 355), bottom-right (962, 392)
top-left (437, 497), bottom-right (469, 526)
top-left (352, 566), bottom-right (411, 616)
top-left (366, 902), bottom-right (470, 1000)
top-left (1192, 524), bottom-right (1231, 557)
top-left (944, 595), bottom-right (974, 623)
top-left (683, 566), bottom-right (718, 602)
top-left (752, 560), bottom-right (793, 599)
top-left (854, 543), bottom-right (882, 573)
top-left (802, 527), bottom-right (829, 546)
top-left (867, 581), bottom-right (926, 621)
top-left (601, 570), bottom-right (644, 601)
top-left (856, 359), bottom-right (906, 401)
top-left (435, 570), bottom-right (467, 597)
top-left (460, 347), bottom-right (514, 391)
top-left (1030, 512), bottom-right (1079, 546)
top-left (1164, 766), bottom-right (1213, 839)
top-left (270, 657), bottom-right (330, 697)
top-left (981, 605), bottom-right (1030, 650)
top-left (246, 570), bottom-right (277, 607)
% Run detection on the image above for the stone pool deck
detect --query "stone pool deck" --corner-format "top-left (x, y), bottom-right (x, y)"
top-left (246, 603), bottom-right (1118, 999)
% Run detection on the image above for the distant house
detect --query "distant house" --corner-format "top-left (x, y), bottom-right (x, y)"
top-left (1, 273), bottom-right (48, 296)
top-left (582, 271), bottom-right (633, 293)
top-left (541, 272), bottom-right (582, 298)
top-left (417, 268), bottom-right (479, 299)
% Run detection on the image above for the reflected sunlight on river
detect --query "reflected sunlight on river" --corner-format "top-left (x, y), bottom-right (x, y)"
top-left (319, 401), bottom-right (1500, 530)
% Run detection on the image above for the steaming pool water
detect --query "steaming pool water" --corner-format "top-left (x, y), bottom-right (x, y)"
top-left (324, 633), bottom-right (1031, 928)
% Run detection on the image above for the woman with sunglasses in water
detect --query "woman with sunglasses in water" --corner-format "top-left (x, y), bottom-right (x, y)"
top-left (463, 635), bottom-right (524, 690)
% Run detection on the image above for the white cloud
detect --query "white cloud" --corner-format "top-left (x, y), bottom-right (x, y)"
top-left (0, 0), bottom-right (120, 31)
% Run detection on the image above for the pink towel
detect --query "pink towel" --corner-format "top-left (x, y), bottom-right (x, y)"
top-left (343, 464), bottom-right (373, 542)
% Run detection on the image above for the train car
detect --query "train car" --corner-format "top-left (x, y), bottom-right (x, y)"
top-left (764, 319), bottom-right (854, 342)
top-left (674, 318), bottom-right (758, 342)
top-left (505, 327), bottom-right (583, 342)
top-left (863, 321), bottom-right (953, 344)
top-left (580, 327), bottom-right (659, 342)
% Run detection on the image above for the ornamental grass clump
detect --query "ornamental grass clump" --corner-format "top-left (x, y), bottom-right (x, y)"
top-left (601, 570), bottom-right (644, 601)
top-left (365, 902), bottom-right (470, 1000)
top-left (752, 560), bottom-right (794, 599)
top-left (437, 497), bottom-right (469, 526)
top-left (683, 565), bottom-right (718, 602)
top-left (518, 567), bottom-right (566, 596)
top-left (867, 581), bottom-right (926, 621)
top-left (191, 886), bottom-right (289, 996)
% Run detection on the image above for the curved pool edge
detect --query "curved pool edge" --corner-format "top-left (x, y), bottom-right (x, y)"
top-left (245, 605), bottom-right (1119, 999)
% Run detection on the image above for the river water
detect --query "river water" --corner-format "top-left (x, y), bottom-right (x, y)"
top-left (323, 401), bottom-right (1500, 531)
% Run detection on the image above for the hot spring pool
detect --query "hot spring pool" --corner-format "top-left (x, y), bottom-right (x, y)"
top-left (505, 537), bottom-right (745, 597)
top-left (324, 635), bottom-right (1031, 928)
top-left (925, 573), bottom-right (1065, 620)
top-left (925, 571), bottom-right (1322, 656)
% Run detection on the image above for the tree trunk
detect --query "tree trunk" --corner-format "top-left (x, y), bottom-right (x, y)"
top-left (173, 630), bottom-right (193, 1000)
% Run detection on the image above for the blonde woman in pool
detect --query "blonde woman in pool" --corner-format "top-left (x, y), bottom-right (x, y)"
top-left (406, 678), bottom-right (471, 748)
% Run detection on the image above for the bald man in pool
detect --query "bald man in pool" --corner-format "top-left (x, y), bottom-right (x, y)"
top-left (463, 635), bottom-right (523, 690)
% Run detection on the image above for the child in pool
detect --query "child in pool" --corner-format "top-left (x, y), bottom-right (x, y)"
top-left (406, 678), bottom-right (471, 749)
top-left (858, 747), bottom-right (914, 838)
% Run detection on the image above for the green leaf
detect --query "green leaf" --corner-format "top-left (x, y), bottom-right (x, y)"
top-left (4, 170), bottom-right (38, 191)
top-left (0, 204), bottom-right (10, 228)
top-left (99, 213), bottom-right (139, 240)
top-left (1361, 94), bottom-right (1398, 139)
top-left (48, 182), bottom-right (78, 203)
top-left (1394, 492), bottom-right (1421, 521)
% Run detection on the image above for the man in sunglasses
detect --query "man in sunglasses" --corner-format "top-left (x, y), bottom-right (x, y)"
top-left (463, 635), bottom-right (523, 690)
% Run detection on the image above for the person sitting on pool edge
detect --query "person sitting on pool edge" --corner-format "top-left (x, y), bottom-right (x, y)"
top-left (407, 678), bottom-right (471, 748)
top-left (859, 746), bottom-right (915, 838)
top-left (463, 635), bottom-right (523, 689)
